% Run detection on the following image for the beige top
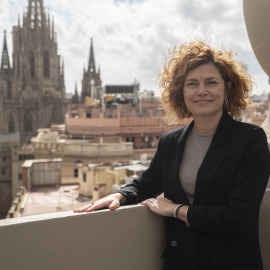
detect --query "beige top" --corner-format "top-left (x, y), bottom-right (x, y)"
top-left (179, 128), bottom-right (214, 204)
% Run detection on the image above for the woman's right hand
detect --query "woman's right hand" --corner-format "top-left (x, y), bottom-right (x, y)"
top-left (73, 193), bottom-right (126, 213)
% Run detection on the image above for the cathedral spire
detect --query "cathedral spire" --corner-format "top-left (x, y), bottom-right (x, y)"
top-left (27, 0), bottom-right (46, 29)
top-left (88, 38), bottom-right (96, 73)
top-left (1, 31), bottom-right (11, 70)
top-left (71, 82), bottom-right (79, 104)
top-left (75, 82), bottom-right (78, 95)
top-left (52, 15), bottom-right (55, 41)
top-left (62, 58), bottom-right (65, 76)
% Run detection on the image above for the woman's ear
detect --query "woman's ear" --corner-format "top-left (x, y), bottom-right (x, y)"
top-left (227, 82), bottom-right (232, 88)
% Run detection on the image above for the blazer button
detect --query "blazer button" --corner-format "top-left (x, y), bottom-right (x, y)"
top-left (171, 241), bottom-right (177, 247)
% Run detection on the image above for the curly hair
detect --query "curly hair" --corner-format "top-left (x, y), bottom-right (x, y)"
top-left (159, 40), bottom-right (254, 124)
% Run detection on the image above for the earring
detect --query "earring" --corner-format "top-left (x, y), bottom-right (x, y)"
top-left (182, 102), bottom-right (188, 115)
top-left (224, 98), bottom-right (229, 111)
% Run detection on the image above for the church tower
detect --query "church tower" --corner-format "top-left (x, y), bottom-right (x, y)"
top-left (0, 30), bottom-right (18, 135)
top-left (81, 38), bottom-right (102, 102)
top-left (0, 0), bottom-right (68, 218)
top-left (0, 0), bottom-right (67, 144)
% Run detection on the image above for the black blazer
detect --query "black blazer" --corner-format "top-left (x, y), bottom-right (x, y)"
top-left (119, 112), bottom-right (270, 270)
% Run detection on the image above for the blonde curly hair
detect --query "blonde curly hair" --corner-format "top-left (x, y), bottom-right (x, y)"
top-left (159, 40), bottom-right (254, 124)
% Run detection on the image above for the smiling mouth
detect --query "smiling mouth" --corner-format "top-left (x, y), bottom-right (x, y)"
top-left (194, 100), bottom-right (212, 103)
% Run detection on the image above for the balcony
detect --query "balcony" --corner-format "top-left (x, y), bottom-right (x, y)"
top-left (0, 205), bottom-right (165, 270)
top-left (1, 188), bottom-right (270, 270)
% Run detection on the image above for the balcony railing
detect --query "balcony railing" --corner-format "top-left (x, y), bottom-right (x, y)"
top-left (0, 205), bottom-right (165, 270)
top-left (0, 189), bottom-right (270, 270)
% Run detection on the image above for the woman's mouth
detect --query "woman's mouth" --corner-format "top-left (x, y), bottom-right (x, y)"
top-left (194, 100), bottom-right (212, 103)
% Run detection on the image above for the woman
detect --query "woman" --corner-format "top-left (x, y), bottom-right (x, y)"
top-left (74, 41), bottom-right (270, 269)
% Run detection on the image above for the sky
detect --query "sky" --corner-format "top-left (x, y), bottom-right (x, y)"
top-left (0, 0), bottom-right (269, 96)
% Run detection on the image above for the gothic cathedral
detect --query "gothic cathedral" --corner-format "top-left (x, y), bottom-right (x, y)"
top-left (0, 0), bottom-right (67, 145)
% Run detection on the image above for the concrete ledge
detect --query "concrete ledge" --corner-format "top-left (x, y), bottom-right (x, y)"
top-left (0, 205), bottom-right (165, 270)
top-left (1, 189), bottom-right (269, 270)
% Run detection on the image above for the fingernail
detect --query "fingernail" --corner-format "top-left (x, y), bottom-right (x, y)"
top-left (111, 206), bottom-right (115, 209)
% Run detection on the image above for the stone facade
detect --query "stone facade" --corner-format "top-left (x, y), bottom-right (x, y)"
top-left (0, 0), bottom-right (67, 144)
top-left (0, 0), bottom-right (67, 218)
top-left (0, 134), bottom-right (20, 219)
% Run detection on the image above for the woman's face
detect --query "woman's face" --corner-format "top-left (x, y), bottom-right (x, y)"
top-left (183, 63), bottom-right (226, 120)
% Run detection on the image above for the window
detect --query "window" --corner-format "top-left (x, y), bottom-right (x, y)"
top-left (74, 168), bottom-right (78, 178)
top-left (17, 55), bottom-right (20, 77)
top-left (1, 168), bottom-right (5, 175)
top-left (29, 52), bottom-right (35, 78)
top-left (126, 137), bottom-right (135, 143)
top-left (18, 173), bottom-right (22, 180)
top-left (25, 112), bottom-right (32, 132)
top-left (83, 173), bottom-right (87, 182)
top-left (86, 113), bottom-right (91, 118)
top-left (7, 81), bottom-right (12, 99)
top-left (2, 156), bottom-right (6, 162)
top-left (8, 115), bottom-right (14, 132)
top-left (43, 51), bottom-right (50, 78)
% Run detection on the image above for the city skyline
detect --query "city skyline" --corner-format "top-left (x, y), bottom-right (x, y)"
top-left (0, 0), bottom-right (269, 95)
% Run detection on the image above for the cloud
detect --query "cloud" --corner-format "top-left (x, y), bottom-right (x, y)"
top-left (0, 0), bottom-right (268, 95)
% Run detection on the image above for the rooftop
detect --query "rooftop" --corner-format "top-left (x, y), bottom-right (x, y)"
top-left (20, 184), bottom-right (89, 217)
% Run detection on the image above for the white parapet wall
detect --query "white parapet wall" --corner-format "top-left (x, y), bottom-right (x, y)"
top-left (0, 205), bottom-right (165, 270)
top-left (1, 190), bottom-right (270, 269)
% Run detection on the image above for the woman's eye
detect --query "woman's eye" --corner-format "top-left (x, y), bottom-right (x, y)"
top-left (207, 81), bottom-right (218, 85)
top-left (186, 82), bottom-right (197, 87)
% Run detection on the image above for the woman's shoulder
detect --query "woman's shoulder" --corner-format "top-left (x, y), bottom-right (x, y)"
top-left (231, 119), bottom-right (268, 145)
top-left (160, 126), bottom-right (187, 143)
top-left (232, 118), bottom-right (265, 134)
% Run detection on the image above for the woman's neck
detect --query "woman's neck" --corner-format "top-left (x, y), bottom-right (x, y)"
top-left (193, 113), bottom-right (222, 134)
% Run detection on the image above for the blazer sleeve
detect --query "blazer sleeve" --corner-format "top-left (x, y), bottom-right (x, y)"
top-left (187, 127), bottom-right (270, 236)
top-left (117, 135), bottom-right (165, 204)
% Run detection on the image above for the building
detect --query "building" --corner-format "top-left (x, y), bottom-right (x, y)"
top-left (67, 94), bottom-right (191, 150)
top-left (75, 38), bottom-right (139, 106)
top-left (81, 38), bottom-right (102, 102)
top-left (0, 1), bottom-right (67, 143)
top-left (242, 93), bottom-right (269, 126)
top-left (0, 134), bottom-right (20, 218)
top-left (6, 158), bottom-right (62, 219)
top-left (77, 162), bottom-right (149, 200)
top-left (103, 82), bottom-right (139, 105)
top-left (0, 0), bottom-right (67, 218)
top-left (11, 143), bottom-right (35, 199)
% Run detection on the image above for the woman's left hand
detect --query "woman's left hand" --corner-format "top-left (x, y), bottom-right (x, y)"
top-left (141, 197), bottom-right (176, 217)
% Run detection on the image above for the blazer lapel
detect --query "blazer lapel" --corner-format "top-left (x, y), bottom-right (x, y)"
top-left (193, 112), bottom-right (233, 204)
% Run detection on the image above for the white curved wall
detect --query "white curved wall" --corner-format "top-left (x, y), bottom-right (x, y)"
top-left (243, 0), bottom-right (270, 79)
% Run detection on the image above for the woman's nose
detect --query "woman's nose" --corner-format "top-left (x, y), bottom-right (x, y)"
top-left (197, 83), bottom-right (207, 95)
